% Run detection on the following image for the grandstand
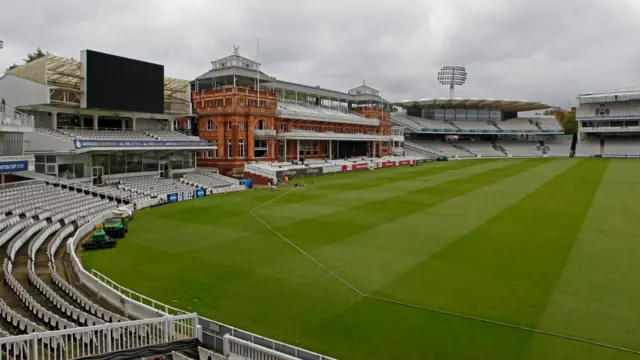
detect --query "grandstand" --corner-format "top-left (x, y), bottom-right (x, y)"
top-left (391, 98), bottom-right (571, 159)
top-left (0, 49), bottom-right (232, 205)
top-left (0, 180), bottom-right (331, 359)
top-left (575, 88), bottom-right (640, 157)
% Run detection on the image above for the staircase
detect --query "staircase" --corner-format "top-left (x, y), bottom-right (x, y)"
top-left (444, 120), bottom-right (462, 130)
top-left (531, 119), bottom-right (544, 131)
top-left (488, 121), bottom-right (502, 131)
top-left (390, 114), bottom-right (423, 132)
top-left (537, 141), bottom-right (549, 155)
top-left (452, 142), bottom-right (476, 156)
top-left (492, 143), bottom-right (508, 156)
top-left (404, 141), bottom-right (440, 158)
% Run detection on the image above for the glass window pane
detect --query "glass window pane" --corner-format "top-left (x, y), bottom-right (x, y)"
top-left (127, 152), bottom-right (142, 173)
top-left (109, 153), bottom-right (126, 175)
top-left (58, 164), bottom-right (74, 179)
top-left (74, 163), bottom-right (85, 178)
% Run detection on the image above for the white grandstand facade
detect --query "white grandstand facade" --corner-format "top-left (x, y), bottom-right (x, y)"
top-left (575, 88), bottom-right (640, 157)
top-left (390, 98), bottom-right (571, 160)
top-left (0, 50), bottom-right (218, 190)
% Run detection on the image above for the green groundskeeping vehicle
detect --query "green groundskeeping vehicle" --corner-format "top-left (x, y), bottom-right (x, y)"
top-left (82, 225), bottom-right (117, 250)
top-left (103, 216), bottom-right (129, 239)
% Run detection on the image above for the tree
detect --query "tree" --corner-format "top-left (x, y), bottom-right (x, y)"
top-left (6, 47), bottom-right (50, 71)
top-left (559, 110), bottom-right (578, 134)
top-left (24, 47), bottom-right (49, 63)
top-left (551, 108), bottom-right (577, 134)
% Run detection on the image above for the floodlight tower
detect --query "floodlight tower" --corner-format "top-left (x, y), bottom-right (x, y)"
top-left (438, 65), bottom-right (467, 99)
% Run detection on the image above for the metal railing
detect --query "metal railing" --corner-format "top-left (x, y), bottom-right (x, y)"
top-left (224, 335), bottom-right (299, 360)
top-left (254, 129), bottom-right (277, 137)
top-left (91, 270), bottom-right (188, 316)
top-left (277, 131), bottom-right (391, 141)
top-left (1, 105), bottom-right (34, 128)
top-left (0, 313), bottom-right (199, 360)
top-left (243, 164), bottom-right (278, 181)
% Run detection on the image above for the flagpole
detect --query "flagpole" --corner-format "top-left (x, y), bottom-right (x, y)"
top-left (0, 40), bottom-right (4, 76)
top-left (256, 38), bottom-right (260, 107)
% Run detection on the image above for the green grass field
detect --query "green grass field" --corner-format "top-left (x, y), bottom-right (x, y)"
top-left (83, 159), bottom-right (640, 360)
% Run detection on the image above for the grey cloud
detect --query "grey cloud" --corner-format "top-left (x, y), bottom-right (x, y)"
top-left (0, 0), bottom-right (638, 107)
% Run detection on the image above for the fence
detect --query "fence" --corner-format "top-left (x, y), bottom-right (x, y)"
top-left (0, 313), bottom-right (198, 360)
top-left (224, 335), bottom-right (299, 360)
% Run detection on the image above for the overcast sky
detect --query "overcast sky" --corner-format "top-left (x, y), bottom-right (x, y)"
top-left (1, 0), bottom-right (639, 107)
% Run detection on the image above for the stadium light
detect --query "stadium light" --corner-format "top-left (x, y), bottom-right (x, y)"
top-left (437, 65), bottom-right (467, 99)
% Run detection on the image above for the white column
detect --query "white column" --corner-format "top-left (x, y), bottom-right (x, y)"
top-left (297, 140), bottom-right (300, 161)
top-left (93, 115), bottom-right (98, 130)
top-left (132, 117), bottom-right (137, 130)
top-left (170, 119), bottom-right (175, 131)
top-left (284, 140), bottom-right (287, 162)
top-left (329, 140), bottom-right (332, 159)
top-left (122, 118), bottom-right (126, 130)
top-left (51, 112), bottom-right (58, 129)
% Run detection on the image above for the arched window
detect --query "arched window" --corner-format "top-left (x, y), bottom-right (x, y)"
top-left (257, 120), bottom-right (265, 130)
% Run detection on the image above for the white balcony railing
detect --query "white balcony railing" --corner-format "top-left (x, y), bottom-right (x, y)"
top-left (254, 129), bottom-right (277, 137)
top-left (1, 105), bottom-right (34, 131)
top-left (278, 130), bottom-right (392, 141)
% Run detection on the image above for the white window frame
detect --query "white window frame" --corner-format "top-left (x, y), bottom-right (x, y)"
top-left (207, 140), bottom-right (213, 159)
top-left (239, 139), bottom-right (245, 159)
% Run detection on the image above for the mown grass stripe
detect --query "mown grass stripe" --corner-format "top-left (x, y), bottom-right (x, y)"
top-left (528, 159), bottom-right (640, 354)
top-left (299, 159), bottom-right (578, 293)
top-left (265, 159), bottom-right (544, 252)
top-left (375, 158), bottom-right (608, 356)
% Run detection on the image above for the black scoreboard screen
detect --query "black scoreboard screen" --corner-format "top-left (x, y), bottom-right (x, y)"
top-left (84, 50), bottom-right (164, 114)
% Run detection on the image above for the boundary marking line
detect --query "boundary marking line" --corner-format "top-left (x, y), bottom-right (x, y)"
top-left (249, 188), bottom-right (640, 356)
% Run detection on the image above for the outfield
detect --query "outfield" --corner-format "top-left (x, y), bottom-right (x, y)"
top-left (83, 159), bottom-right (640, 360)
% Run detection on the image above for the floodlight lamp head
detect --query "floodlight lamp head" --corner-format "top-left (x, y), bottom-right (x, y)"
top-left (437, 65), bottom-right (467, 99)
